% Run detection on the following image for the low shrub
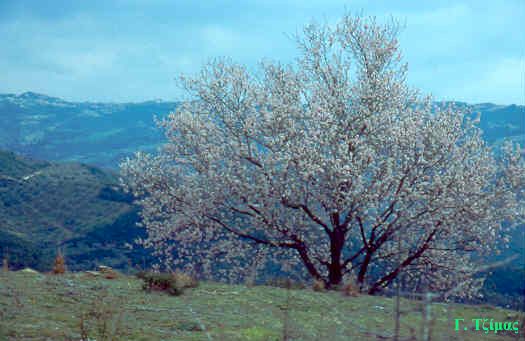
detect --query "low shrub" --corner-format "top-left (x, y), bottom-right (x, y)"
top-left (312, 279), bottom-right (326, 292)
top-left (138, 271), bottom-right (198, 296)
top-left (52, 252), bottom-right (66, 274)
top-left (340, 281), bottom-right (360, 297)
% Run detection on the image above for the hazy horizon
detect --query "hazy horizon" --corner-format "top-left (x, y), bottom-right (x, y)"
top-left (3, 90), bottom-right (525, 107)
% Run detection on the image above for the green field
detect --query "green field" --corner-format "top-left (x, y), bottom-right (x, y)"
top-left (1, 271), bottom-right (523, 340)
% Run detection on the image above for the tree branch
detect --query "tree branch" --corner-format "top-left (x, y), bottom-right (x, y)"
top-left (368, 226), bottom-right (439, 294)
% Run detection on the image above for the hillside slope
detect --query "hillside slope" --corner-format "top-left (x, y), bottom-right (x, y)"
top-left (0, 149), bottom-right (150, 271)
top-left (1, 271), bottom-right (523, 340)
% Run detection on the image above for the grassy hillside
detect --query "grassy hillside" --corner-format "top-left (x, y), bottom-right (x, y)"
top-left (0, 271), bottom-right (523, 340)
top-left (0, 149), bottom-right (151, 271)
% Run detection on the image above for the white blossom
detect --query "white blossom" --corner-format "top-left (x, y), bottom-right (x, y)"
top-left (120, 14), bottom-right (524, 295)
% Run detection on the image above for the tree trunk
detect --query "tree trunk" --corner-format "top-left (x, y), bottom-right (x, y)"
top-left (296, 244), bottom-right (323, 282)
top-left (328, 262), bottom-right (343, 287)
top-left (357, 250), bottom-right (372, 286)
top-left (327, 228), bottom-right (345, 288)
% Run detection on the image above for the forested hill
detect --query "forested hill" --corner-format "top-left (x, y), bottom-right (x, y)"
top-left (0, 149), bottom-right (150, 271)
top-left (0, 92), bottom-right (178, 168)
top-left (0, 92), bottom-right (522, 169)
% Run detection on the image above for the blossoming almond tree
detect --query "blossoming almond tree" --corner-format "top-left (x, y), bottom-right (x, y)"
top-left (120, 14), bottom-right (524, 295)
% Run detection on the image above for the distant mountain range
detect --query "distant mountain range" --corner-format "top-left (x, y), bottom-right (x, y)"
top-left (0, 92), bottom-right (177, 169)
top-left (0, 92), bottom-right (523, 169)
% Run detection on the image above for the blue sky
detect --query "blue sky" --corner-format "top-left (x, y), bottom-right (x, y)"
top-left (0, 0), bottom-right (523, 104)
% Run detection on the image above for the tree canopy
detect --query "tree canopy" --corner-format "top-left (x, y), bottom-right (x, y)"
top-left (120, 14), bottom-right (524, 295)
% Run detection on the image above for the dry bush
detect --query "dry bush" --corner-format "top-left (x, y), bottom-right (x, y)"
top-left (312, 279), bottom-right (326, 292)
top-left (138, 271), bottom-right (198, 296)
top-left (52, 251), bottom-right (66, 274)
top-left (140, 272), bottom-right (181, 295)
top-left (340, 281), bottom-right (360, 297)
